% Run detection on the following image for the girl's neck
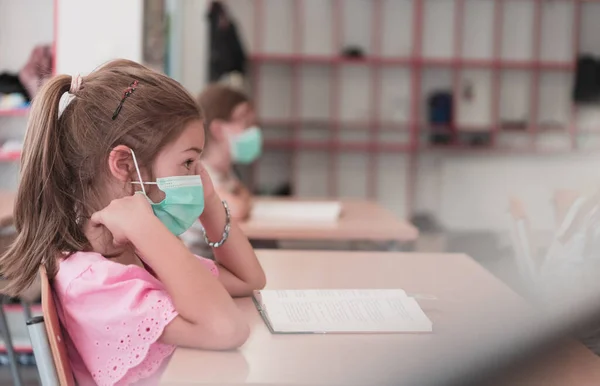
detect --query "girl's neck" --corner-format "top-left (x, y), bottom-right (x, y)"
top-left (202, 142), bottom-right (232, 175)
top-left (83, 220), bottom-right (143, 268)
top-left (110, 249), bottom-right (143, 268)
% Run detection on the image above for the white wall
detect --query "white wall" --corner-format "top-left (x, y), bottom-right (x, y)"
top-left (256, 149), bottom-right (600, 232)
top-left (0, 0), bottom-right (54, 73)
top-left (178, 0), bottom-right (209, 95)
top-left (166, 0), bottom-right (184, 81)
top-left (434, 153), bottom-right (600, 231)
top-left (55, 0), bottom-right (143, 75)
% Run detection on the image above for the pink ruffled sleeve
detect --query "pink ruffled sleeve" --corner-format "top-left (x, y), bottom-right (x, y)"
top-left (197, 255), bottom-right (219, 277)
top-left (59, 256), bottom-right (218, 386)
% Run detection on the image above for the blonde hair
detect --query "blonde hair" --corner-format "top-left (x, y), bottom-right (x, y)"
top-left (0, 59), bottom-right (203, 296)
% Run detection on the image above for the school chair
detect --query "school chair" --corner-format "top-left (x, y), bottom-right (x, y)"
top-left (552, 189), bottom-right (580, 228)
top-left (0, 224), bottom-right (27, 385)
top-left (0, 295), bottom-right (23, 386)
top-left (26, 267), bottom-right (74, 386)
top-left (508, 197), bottom-right (539, 290)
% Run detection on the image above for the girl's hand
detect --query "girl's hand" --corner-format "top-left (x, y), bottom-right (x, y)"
top-left (197, 163), bottom-right (228, 233)
top-left (90, 193), bottom-right (158, 247)
top-left (195, 163), bottom-right (216, 202)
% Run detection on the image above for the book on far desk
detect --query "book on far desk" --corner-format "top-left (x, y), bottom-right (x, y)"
top-left (250, 201), bottom-right (342, 223)
top-left (253, 289), bottom-right (433, 334)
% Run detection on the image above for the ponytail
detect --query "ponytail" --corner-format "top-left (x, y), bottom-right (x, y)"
top-left (0, 75), bottom-right (87, 296)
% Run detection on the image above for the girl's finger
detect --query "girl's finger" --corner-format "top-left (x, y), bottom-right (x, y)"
top-left (198, 167), bottom-right (215, 192)
top-left (113, 238), bottom-right (127, 249)
top-left (194, 161), bottom-right (204, 176)
top-left (198, 165), bottom-right (209, 181)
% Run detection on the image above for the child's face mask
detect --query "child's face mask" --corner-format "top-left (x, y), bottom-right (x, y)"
top-left (228, 126), bottom-right (263, 164)
top-left (130, 149), bottom-right (204, 236)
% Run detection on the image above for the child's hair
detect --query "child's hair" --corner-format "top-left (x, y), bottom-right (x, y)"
top-left (198, 84), bottom-right (250, 124)
top-left (0, 59), bottom-right (203, 296)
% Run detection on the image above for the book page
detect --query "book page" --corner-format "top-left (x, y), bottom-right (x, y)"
top-left (267, 289), bottom-right (409, 300)
top-left (258, 289), bottom-right (432, 333)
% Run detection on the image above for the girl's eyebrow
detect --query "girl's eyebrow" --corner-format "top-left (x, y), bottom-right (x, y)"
top-left (184, 147), bottom-right (203, 154)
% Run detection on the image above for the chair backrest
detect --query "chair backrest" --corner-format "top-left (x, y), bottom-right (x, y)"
top-left (508, 197), bottom-right (538, 286)
top-left (552, 189), bottom-right (580, 228)
top-left (40, 267), bottom-right (75, 386)
top-left (26, 315), bottom-right (58, 386)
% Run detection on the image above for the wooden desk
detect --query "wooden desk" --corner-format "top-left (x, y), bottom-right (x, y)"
top-left (161, 251), bottom-right (600, 385)
top-left (239, 199), bottom-right (418, 243)
top-left (0, 191), bottom-right (15, 228)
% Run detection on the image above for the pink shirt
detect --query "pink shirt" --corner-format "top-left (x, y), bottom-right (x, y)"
top-left (53, 251), bottom-right (219, 386)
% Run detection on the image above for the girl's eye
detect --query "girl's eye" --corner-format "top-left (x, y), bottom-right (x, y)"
top-left (184, 159), bottom-right (195, 169)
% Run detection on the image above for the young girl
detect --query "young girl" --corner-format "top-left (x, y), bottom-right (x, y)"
top-left (0, 60), bottom-right (266, 385)
top-left (197, 84), bottom-right (262, 220)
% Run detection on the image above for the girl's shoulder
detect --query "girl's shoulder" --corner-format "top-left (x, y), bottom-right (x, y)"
top-left (53, 251), bottom-right (161, 299)
top-left (53, 251), bottom-right (218, 299)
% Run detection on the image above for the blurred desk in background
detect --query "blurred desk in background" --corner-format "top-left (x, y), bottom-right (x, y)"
top-left (240, 199), bottom-right (418, 249)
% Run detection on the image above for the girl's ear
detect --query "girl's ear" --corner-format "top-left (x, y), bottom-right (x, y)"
top-left (108, 145), bottom-right (136, 182)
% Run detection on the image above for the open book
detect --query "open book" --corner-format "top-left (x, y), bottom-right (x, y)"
top-left (253, 289), bottom-right (433, 334)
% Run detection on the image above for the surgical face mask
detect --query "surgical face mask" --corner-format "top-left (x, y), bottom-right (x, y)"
top-left (130, 150), bottom-right (204, 236)
top-left (228, 126), bottom-right (263, 164)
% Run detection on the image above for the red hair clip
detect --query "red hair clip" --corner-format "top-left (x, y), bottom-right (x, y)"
top-left (112, 80), bottom-right (139, 120)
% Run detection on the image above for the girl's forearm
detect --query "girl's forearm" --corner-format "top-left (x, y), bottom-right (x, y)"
top-left (217, 189), bottom-right (251, 220)
top-left (129, 218), bottom-right (242, 324)
top-left (200, 195), bottom-right (266, 290)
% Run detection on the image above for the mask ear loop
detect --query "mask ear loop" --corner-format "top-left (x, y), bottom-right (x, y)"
top-left (130, 149), bottom-right (147, 195)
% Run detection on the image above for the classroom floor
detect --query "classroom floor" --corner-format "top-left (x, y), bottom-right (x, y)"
top-left (0, 231), bottom-right (528, 385)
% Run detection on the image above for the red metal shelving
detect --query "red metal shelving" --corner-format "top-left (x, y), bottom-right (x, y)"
top-left (570, 0), bottom-right (583, 149)
top-left (250, 54), bottom-right (574, 71)
top-left (0, 152), bottom-right (21, 162)
top-left (0, 343), bottom-right (34, 354)
top-left (328, 0), bottom-right (342, 196)
top-left (260, 118), bottom-right (410, 131)
top-left (264, 139), bottom-right (411, 153)
top-left (0, 305), bottom-right (42, 354)
top-left (421, 143), bottom-right (581, 155)
top-left (247, 0), bottom-right (584, 212)
top-left (0, 108), bottom-right (29, 117)
top-left (2, 304), bottom-right (41, 313)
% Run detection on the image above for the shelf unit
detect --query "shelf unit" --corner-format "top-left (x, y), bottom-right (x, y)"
top-left (0, 108), bottom-right (30, 118)
top-left (223, 0), bottom-right (597, 211)
top-left (246, 0), bottom-right (582, 149)
top-left (0, 0), bottom-right (56, 165)
top-left (250, 53), bottom-right (575, 70)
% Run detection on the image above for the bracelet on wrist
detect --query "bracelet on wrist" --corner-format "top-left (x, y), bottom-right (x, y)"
top-left (202, 200), bottom-right (231, 248)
